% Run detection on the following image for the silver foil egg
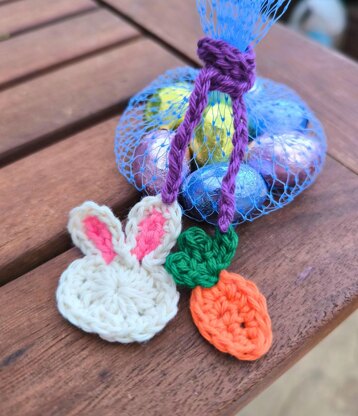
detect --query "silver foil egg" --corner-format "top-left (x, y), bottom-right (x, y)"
top-left (181, 163), bottom-right (267, 224)
top-left (247, 131), bottom-right (324, 188)
top-left (133, 130), bottom-right (190, 195)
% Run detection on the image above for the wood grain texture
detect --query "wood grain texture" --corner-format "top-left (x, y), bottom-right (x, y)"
top-left (106, 0), bottom-right (358, 173)
top-left (0, 9), bottom-right (139, 89)
top-left (0, 0), bottom-right (97, 37)
top-left (0, 37), bottom-right (183, 164)
top-left (0, 118), bottom-right (139, 285)
top-left (104, 0), bottom-right (201, 60)
top-left (0, 156), bottom-right (357, 416)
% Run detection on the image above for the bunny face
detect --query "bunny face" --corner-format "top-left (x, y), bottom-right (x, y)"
top-left (56, 195), bottom-right (182, 343)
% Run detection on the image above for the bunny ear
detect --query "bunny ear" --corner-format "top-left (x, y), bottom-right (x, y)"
top-left (68, 201), bottom-right (126, 264)
top-left (125, 195), bottom-right (182, 266)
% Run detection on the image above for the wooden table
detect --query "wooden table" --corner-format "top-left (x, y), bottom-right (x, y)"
top-left (1, 1), bottom-right (357, 415)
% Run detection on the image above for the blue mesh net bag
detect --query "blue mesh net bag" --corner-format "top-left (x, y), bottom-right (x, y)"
top-left (115, 0), bottom-right (326, 226)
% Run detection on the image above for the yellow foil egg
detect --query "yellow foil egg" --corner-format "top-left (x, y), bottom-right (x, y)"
top-left (191, 102), bottom-right (234, 166)
top-left (145, 83), bottom-right (191, 130)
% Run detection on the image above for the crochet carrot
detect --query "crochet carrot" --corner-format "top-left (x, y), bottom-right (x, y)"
top-left (165, 227), bottom-right (272, 360)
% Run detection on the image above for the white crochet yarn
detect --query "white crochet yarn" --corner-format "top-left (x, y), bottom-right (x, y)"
top-left (56, 195), bottom-right (182, 343)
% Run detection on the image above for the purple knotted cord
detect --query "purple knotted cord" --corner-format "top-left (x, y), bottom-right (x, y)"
top-left (161, 37), bottom-right (256, 233)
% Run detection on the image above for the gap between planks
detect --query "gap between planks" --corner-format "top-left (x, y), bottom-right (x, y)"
top-left (0, 0), bottom-right (98, 38)
top-left (0, 37), bottom-right (142, 92)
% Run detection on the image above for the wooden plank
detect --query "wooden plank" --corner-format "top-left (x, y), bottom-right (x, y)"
top-left (0, 9), bottom-right (139, 89)
top-left (0, 118), bottom-right (139, 285)
top-left (0, 38), bottom-right (184, 165)
top-left (104, 0), bottom-right (201, 60)
top-left (105, 0), bottom-right (358, 173)
top-left (0, 0), bottom-right (97, 37)
top-left (0, 156), bottom-right (357, 416)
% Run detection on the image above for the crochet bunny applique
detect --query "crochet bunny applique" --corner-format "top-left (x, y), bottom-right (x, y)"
top-left (56, 195), bottom-right (182, 343)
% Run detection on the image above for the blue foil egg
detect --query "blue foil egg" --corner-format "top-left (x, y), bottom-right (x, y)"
top-left (248, 99), bottom-right (309, 138)
top-left (181, 163), bottom-right (267, 224)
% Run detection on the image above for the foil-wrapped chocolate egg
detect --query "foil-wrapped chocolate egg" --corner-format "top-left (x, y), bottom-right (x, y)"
top-left (247, 131), bottom-right (323, 188)
top-left (248, 99), bottom-right (308, 138)
top-left (145, 83), bottom-right (192, 130)
top-left (133, 130), bottom-right (190, 195)
top-left (181, 163), bottom-right (267, 223)
top-left (191, 103), bottom-right (234, 166)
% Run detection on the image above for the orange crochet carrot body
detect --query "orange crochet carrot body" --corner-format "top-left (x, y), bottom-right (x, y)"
top-left (190, 270), bottom-right (272, 361)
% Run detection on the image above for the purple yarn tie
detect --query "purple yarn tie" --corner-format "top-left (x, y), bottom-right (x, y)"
top-left (161, 37), bottom-right (256, 233)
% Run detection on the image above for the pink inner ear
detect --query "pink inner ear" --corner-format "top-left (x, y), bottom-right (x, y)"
top-left (131, 208), bottom-right (166, 261)
top-left (83, 216), bottom-right (116, 264)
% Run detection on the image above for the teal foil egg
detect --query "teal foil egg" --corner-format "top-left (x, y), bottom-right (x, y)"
top-left (181, 163), bottom-right (267, 224)
top-left (249, 99), bottom-right (309, 138)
